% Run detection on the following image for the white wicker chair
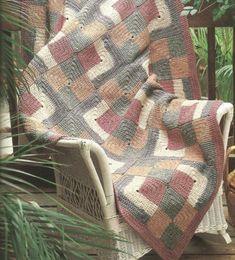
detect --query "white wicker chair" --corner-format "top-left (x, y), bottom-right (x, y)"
top-left (52, 102), bottom-right (233, 259)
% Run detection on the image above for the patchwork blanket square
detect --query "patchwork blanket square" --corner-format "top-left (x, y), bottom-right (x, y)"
top-left (19, 0), bottom-right (225, 259)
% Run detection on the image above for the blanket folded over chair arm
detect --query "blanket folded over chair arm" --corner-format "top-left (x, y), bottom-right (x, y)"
top-left (112, 90), bottom-right (225, 259)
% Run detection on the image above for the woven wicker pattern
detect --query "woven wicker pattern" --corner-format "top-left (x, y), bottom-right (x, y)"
top-left (19, 1), bottom-right (225, 259)
top-left (58, 173), bottom-right (104, 220)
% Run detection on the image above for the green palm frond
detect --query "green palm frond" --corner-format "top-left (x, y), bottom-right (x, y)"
top-left (0, 0), bottom-right (32, 102)
top-left (0, 0), bottom-right (30, 30)
top-left (0, 134), bottom-right (125, 260)
top-left (0, 195), bottom-right (122, 260)
top-left (190, 28), bottom-right (208, 69)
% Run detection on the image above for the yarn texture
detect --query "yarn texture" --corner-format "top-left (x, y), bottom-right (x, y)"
top-left (19, 1), bottom-right (224, 259)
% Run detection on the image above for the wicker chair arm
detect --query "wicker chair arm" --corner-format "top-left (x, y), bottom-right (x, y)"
top-left (216, 102), bottom-right (233, 152)
top-left (56, 138), bottom-right (116, 221)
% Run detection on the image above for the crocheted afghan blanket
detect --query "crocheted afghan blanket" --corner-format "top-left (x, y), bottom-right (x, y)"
top-left (19, 0), bottom-right (225, 259)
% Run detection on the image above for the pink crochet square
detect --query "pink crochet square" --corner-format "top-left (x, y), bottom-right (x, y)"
top-left (53, 15), bottom-right (65, 34)
top-left (139, 0), bottom-right (159, 22)
top-left (178, 103), bottom-right (197, 125)
top-left (125, 99), bottom-right (142, 124)
top-left (20, 92), bottom-right (42, 116)
top-left (48, 36), bottom-right (73, 63)
top-left (170, 171), bottom-right (194, 199)
top-left (167, 128), bottom-right (184, 150)
top-left (159, 80), bottom-right (174, 94)
top-left (77, 44), bottom-right (101, 71)
top-left (140, 178), bottom-right (165, 205)
top-left (97, 109), bottom-right (121, 134)
top-left (113, 0), bottom-right (135, 20)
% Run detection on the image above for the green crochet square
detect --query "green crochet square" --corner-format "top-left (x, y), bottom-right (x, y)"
top-left (161, 223), bottom-right (183, 250)
top-left (181, 122), bottom-right (197, 146)
top-left (168, 35), bottom-right (186, 57)
top-left (159, 187), bottom-right (185, 219)
top-left (152, 59), bottom-right (172, 81)
top-left (112, 119), bottom-right (137, 142)
top-left (112, 96), bottom-right (130, 115)
top-left (149, 168), bottom-right (172, 183)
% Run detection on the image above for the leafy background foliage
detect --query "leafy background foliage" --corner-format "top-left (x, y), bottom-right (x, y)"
top-left (182, 0), bottom-right (235, 20)
top-left (181, 0), bottom-right (234, 102)
top-left (190, 28), bottom-right (233, 102)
